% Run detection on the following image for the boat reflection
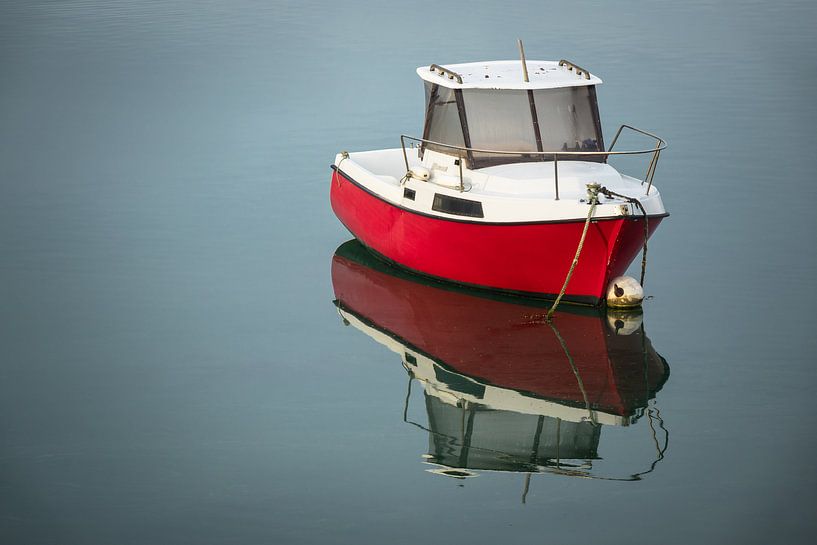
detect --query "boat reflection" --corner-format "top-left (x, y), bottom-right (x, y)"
top-left (331, 240), bottom-right (670, 484)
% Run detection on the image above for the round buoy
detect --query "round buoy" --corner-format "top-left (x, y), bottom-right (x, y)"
top-left (605, 309), bottom-right (643, 335)
top-left (606, 275), bottom-right (644, 309)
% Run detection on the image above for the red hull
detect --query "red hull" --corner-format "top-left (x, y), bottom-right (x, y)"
top-left (331, 241), bottom-right (668, 417)
top-left (331, 168), bottom-right (662, 305)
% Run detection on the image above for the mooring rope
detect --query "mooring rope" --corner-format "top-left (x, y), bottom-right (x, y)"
top-left (547, 183), bottom-right (601, 321)
top-left (547, 184), bottom-right (652, 320)
top-left (599, 187), bottom-right (649, 287)
top-left (334, 151), bottom-right (349, 186)
top-left (547, 319), bottom-right (597, 425)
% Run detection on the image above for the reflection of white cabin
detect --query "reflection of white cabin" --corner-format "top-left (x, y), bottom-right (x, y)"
top-left (337, 306), bottom-right (635, 475)
top-left (423, 395), bottom-right (600, 475)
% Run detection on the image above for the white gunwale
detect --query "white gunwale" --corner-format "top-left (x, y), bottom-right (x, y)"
top-left (334, 147), bottom-right (666, 224)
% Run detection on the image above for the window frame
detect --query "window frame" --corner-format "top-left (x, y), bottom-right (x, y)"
top-left (420, 83), bottom-right (606, 169)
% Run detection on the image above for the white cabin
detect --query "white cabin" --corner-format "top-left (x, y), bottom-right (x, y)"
top-left (417, 60), bottom-right (605, 169)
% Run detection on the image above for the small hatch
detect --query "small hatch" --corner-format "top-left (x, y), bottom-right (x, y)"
top-left (432, 194), bottom-right (484, 218)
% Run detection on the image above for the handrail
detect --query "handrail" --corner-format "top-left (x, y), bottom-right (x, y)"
top-left (607, 124), bottom-right (664, 151)
top-left (429, 64), bottom-right (463, 84)
top-left (400, 125), bottom-right (667, 197)
top-left (607, 124), bottom-right (665, 194)
top-left (558, 59), bottom-right (591, 80)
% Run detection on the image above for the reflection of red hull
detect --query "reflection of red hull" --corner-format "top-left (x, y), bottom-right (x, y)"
top-left (330, 168), bottom-right (663, 305)
top-left (332, 241), bottom-right (668, 417)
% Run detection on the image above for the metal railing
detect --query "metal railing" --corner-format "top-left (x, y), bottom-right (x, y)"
top-left (399, 124), bottom-right (666, 198)
top-left (429, 64), bottom-right (463, 84)
top-left (558, 59), bottom-right (592, 80)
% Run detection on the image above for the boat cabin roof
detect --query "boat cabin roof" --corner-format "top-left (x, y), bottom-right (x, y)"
top-left (416, 60), bottom-right (602, 90)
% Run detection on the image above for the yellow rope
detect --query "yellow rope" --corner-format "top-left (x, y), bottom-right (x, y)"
top-left (547, 184), bottom-right (600, 321)
top-left (334, 151), bottom-right (349, 186)
top-left (547, 319), bottom-right (597, 425)
top-left (599, 187), bottom-right (649, 287)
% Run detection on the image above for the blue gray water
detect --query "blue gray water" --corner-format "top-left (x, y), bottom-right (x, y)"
top-left (2, 1), bottom-right (816, 543)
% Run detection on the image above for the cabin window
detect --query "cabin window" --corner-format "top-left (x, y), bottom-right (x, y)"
top-left (422, 83), bottom-right (466, 157)
top-left (532, 86), bottom-right (604, 160)
top-left (461, 89), bottom-right (540, 167)
top-left (421, 82), bottom-right (605, 169)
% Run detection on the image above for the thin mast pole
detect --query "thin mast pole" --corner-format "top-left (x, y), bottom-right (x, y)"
top-left (518, 39), bottom-right (529, 82)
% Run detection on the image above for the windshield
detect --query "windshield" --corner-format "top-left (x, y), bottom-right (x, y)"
top-left (421, 83), bottom-right (605, 168)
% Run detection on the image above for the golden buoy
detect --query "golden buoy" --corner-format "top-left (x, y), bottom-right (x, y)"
top-left (606, 275), bottom-right (644, 309)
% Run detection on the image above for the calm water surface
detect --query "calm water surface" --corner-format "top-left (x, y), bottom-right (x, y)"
top-left (2, 1), bottom-right (816, 543)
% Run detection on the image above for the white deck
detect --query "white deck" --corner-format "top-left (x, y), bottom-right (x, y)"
top-left (417, 60), bottom-right (602, 90)
top-left (334, 147), bottom-right (666, 224)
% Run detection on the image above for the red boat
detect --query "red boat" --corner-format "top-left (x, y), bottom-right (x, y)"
top-left (331, 240), bottom-right (670, 479)
top-left (331, 54), bottom-right (668, 306)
